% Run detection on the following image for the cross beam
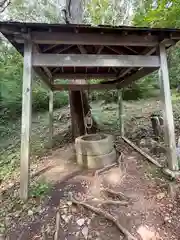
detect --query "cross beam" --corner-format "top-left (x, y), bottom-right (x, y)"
top-left (53, 67), bottom-right (157, 91)
top-left (32, 54), bottom-right (160, 68)
top-left (53, 73), bottom-right (116, 80)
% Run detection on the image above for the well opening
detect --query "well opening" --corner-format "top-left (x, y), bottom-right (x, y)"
top-left (81, 134), bottom-right (106, 141)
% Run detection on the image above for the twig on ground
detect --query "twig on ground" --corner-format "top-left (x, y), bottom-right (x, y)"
top-left (95, 152), bottom-right (123, 177)
top-left (54, 211), bottom-right (61, 240)
top-left (68, 192), bottom-right (137, 240)
top-left (102, 188), bottom-right (130, 201)
top-left (41, 225), bottom-right (48, 240)
top-left (95, 162), bottom-right (117, 177)
top-left (93, 199), bottom-right (129, 206)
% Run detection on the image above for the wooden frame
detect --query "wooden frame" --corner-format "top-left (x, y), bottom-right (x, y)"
top-left (53, 73), bottom-right (116, 80)
top-left (32, 54), bottom-right (160, 68)
top-left (159, 43), bottom-right (178, 171)
top-left (49, 90), bottom-right (53, 148)
top-left (118, 90), bottom-right (124, 136)
top-left (53, 68), bottom-right (157, 91)
top-left (20, 39), bottom-right (33, 200)
top-left (9, 24), bottom-right (177, 200)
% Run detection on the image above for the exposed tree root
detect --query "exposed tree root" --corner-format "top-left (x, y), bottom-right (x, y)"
top-left (102, 188), bottom-right (130, 201)
top-left (69, 192), bottom-right (137, 240)
top-left (93, 199), bottom-right (129, 206)
top-left (95, 162), bottom-right (118, 177)
top-left (95, 152), bottom-right (123, 177)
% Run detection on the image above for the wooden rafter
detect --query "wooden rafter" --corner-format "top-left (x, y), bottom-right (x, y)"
top-left (33, 44), bottom-right (52, 80)
top-left (116, 47), bottom-right (157, 79)
top-left (96, 46), bottom-right (104, 73)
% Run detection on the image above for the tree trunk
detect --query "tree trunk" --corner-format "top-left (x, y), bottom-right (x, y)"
top-left (65, 0), bottom-right (97, 138)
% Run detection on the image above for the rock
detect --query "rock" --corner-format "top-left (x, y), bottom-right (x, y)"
top-left (66, 201), bottom-right (72, 206)
top-left (77, 218), bottom-right (85, 226)
top-left (137, 225), bottom-right (159, 240)
top-left (28, 210), bottom-right (33, 216)
top-left (156, 192), bottom-right (166, 200)
top-left (164, 216), bottom-right (171, 223)
top-left (168, 203), bottom-right (173, 208)
top-left (81, 226), bottom-right (89, 239)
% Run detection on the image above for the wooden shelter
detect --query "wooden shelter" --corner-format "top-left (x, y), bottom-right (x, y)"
top-left (1, 21), bottom-right (180, 200)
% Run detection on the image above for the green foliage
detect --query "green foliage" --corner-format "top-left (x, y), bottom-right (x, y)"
top-left (133, 0), bottom-right (180, 90)
top-left (0, 43), bottom-right (68, 123)
top-left (133, 0), bottom-right (180, 28)
top-left (85, 0), bottom-right (132, 25)
top-left (30, 180), bottom-right (50, 198)
top-left (90, 79), bottom-right (159, 103)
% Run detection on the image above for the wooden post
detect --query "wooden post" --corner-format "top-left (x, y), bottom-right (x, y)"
top-left (118, 89), bottom-right (124, 136)
top-left (49, 89), bottom-right (53, 147)
top-left (159, 43), bottom-right (178, 171)
top-left (20, 39), bottom-right (33, 200)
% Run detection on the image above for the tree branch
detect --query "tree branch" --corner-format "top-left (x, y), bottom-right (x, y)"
top-left (0, 0), bottom-right (10, 13)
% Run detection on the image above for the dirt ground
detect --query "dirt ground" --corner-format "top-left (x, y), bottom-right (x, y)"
top-left (5, 139), bottom-right (180, 240)
top-left (1, 98), bottom-right (180, 239)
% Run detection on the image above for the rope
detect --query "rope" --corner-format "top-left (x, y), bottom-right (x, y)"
top-left (80, 85), bottom-right (93, 134)
top-left (84, 111), bottom-right (93, 129)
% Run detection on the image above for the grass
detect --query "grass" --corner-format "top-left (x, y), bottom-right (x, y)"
top-left (0, 106), bottom-right (70, 182)
top-left (172, 91), bottom-right (180, 102)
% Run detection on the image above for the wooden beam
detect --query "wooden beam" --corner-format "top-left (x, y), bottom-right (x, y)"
top-left (20, 39), bottom-right (33, 200)
top-left (53, 68), bottom-right (157, 91)
top-left (33, 45), bottom-right (52, 80)
top-left (122, 137), bottom-right (162, 168)
top-left (32, 54), bottom-right (160, 68)
top-left (118, 90), bottom-right (124, 136)
top-left (53, 67), bottom-right (157, 91)
top-left (43, 44), bottom-right (57, 52)
top-left (33, 67), bottom-right (53, 90)
top-left (106, 46), bottom-right (123, 54)
top-left (77, 45), bottom-right (87, 54)
top-left (53, 83), bottom-right (118, 91)
top-left (15, 32), bottom-right (159, 46)
top-left (159, 43), bottom-right (178, 171)
top-left (105, 67), bottom-right (158, 86)
top-left (123, 46), bottom-right (138, 54)
top-left (49, 90), bottom-right (53, 148)
top-left (97, 46), bottom-right (104, 73)
top-left (117, 47), bottom-right (157, 79)
top-left (53, 73), bottom-right (116, 80)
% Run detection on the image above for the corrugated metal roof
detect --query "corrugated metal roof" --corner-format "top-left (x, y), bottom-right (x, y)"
top-left (1, 21), bottom-right (180, 33)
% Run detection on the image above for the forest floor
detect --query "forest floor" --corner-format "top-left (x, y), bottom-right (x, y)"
top-left (1, 96), bottom-right (180, 239)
